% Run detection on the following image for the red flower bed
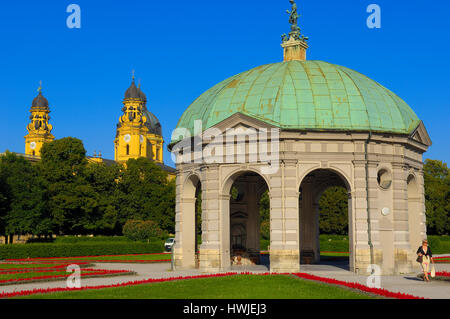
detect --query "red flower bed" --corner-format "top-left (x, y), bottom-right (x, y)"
top-left (292, 273), bottom-right (423, 299)
top-left (0, 272), bottom-right (423, 299)
top-left (0, 268), bottom-right (132, 285)
top-left (436, 271), bottom-right (450, 277)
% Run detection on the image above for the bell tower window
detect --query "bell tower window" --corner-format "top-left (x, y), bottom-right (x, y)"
top-left (126, 144), bottom-right (130, 155)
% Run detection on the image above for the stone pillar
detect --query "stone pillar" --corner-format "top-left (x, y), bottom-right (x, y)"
top-left (392, 163), bottom-right (414, 274)
top-left (199, 165), bottom-right (225, 272)
top-left (352, 160), bottom-right (382, 274)
top-left (173, 172), bottom-right (196, 269)
top-left (417, 170), bottom-right (428, 241)
top-left (270, 161), bottom-right (300, 273)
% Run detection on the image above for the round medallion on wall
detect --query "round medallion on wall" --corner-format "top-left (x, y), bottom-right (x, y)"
top-left (124, 134), bottom-right (131, 143)
top-left (381, 207), bottom-right (391, 216)
top-left (30, 142), bottom-right (36, 150)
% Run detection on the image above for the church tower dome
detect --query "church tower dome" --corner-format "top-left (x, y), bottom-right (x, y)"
top-left (24, 82), bottom-right (55, 157)
top-left (114, 72), bottom-right (164, 163)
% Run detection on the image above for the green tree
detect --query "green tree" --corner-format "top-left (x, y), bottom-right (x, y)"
top-left (84, 162), bottom-right (121, 234)
top-left (423, 159), bottom-right (450, 235)
top-left (0, 152), bottom-right (51, 239)
top-left (318, 186), bottom-right (348, 235)
top-left (259, 190), bottom-right (270, 223)
top-left (116, 157), bottom-right (176, 233)
top-left (39, 137), bottom-right (98, 235)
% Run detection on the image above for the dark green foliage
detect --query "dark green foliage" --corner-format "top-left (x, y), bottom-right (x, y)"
top-left (259, 190), bottom-right (270, 223)
top-left (53, 236), bottom-right (131, 243)
top-left (423, 159), bottom-right (449, 235)
top-left (0, 242), bottom-right (164, 259)
top-left (318, 186), bottom-right (349, 235)
top-left (0, 152), bottom-right (50, 237)
top-left (260, 239), bottom-right (269, 251)
top-left (426, 236), bottom-right (441, 251)
top-left (427, 235), bottom-right (450, 254)
top-left (123, 220), bottom-right (165, 242)
top-left (1, 138), bottom-right (176, 240)
top-left (195, 190), bottom-right (202, 241)
top-left (260, 220), bottom-right (270, 240)
top-left (39, 138), bottom-right (95, 235)
top-left (115, 158), bottom-right (175, 234)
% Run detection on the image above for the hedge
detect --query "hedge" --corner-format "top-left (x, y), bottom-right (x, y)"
top-left (0, 242), bottom-right (164, 260)
top-left (53, 236), bottom-right (132, 244)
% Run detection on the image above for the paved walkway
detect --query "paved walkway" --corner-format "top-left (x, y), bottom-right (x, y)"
top-left (300, 261), bottom-right (450, 299)
top-left (1, 261), bottom-right (449, 299)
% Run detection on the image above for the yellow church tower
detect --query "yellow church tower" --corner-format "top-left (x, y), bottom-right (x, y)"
top-left (24, 83), bottom-right (55, 157)
top-left (114, 74), bottom-right (164, 163)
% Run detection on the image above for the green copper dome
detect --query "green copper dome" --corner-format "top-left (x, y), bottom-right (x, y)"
top-left (173, 60), bottom-right (420, 143)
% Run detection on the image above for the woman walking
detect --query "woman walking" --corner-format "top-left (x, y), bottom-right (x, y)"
top-left (417, 239), bottom-right (434, 282)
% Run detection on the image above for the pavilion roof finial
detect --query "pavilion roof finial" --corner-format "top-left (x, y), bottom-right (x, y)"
top-left (281, 0), bottom-right (309, 62)
top-left (37, 80), bottom-right (42, 93)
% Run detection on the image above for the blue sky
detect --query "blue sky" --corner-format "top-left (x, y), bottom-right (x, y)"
top-left (0, 0), bottom-right (449, 166)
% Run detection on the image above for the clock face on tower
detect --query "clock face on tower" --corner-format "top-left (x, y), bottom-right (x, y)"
top-left (124, 134), bottom-right (131, 143)
top-left (30, 142), bottom-right (37, 150)
top-left (140, 135), bottom-right (144, 143)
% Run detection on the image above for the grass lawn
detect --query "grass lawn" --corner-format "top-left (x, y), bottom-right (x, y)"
top-left (17, 275), bottom-right (376, 299)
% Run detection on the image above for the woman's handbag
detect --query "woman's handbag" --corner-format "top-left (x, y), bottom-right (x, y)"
top-left (416, 255), bottom-right (423, 263)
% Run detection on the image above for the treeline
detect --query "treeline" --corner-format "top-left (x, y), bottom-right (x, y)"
top-left (0, 137), bottom-right (175, 243)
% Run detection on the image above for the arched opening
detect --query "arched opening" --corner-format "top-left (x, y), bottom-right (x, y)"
top-left (298, 169), bottom-right (353, 270)
top-left (178, 174), bottom-right (202, 269)
top-left (223, 171), bottom-right (270, 269)
top-left (407, 174), bottom-right (422, 249)
top-left (126, 144), bottom-right (130, 155)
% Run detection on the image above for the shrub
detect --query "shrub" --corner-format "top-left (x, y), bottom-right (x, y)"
top-left (260, 239), bottom-right (269, 251)
top-left (123, 220), bottom-right (165, 242)
top-left (260, 220), bottom-right (270, 240)
top-left (0, 242), bottom-right (164, 260)
top-left (427, 236), bottom-right (441, 252)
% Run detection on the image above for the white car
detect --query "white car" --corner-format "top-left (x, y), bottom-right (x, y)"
top-left (165, 238), bottom-right (175, 251)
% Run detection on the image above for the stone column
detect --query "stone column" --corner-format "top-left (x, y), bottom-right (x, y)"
top-left (199, 165), bottom-right (225, 272)
top-left (270, 160), bottom-right (300, 273)
top-left (173, 171), bottom-right (196, 269)
top-left (352, 160), bottom-right (382, 274)
top-left (392, 163), bottom-right (414, 273)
